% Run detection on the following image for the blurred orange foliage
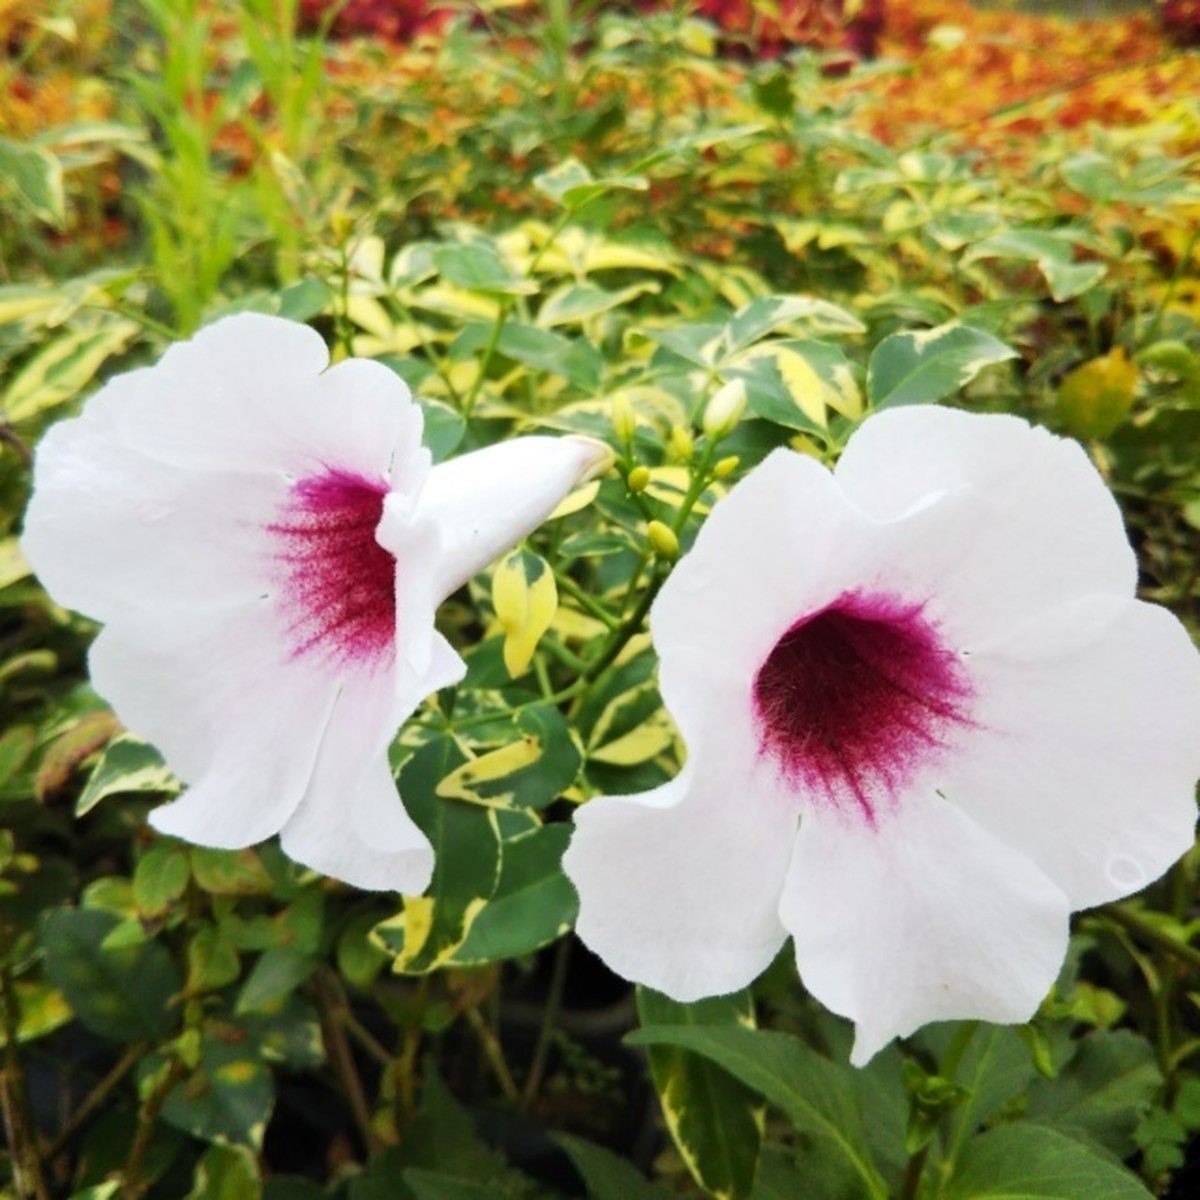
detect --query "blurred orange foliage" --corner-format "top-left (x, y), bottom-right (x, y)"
top-left (843, 0), bottom-right (1200, 156)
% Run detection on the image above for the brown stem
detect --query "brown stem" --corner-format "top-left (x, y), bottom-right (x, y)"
top-left (0, 958), bottom-right (51, 1200)
top-left (311, 968), bottom-right (384, 1155)
top-left (45, 1043), bottom-right (147, 1162)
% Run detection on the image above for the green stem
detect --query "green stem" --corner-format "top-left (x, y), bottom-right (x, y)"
top-left (1139, 224), bottom-right (1199, 350)
top-left (124, 1056), bottom-right (188, 1200)
top-left (1099, 904), bottom-right (1200, 974)
top-left (554, 572), bottom-right (621, 630)
top-left (464, 1006), bottom-right (520, 1103)
top-left (520, 937), bottom-right (571, 1110)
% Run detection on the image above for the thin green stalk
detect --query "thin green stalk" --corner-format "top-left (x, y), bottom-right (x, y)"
top-left (464, 1006), bottom-right (520, 1103)
top-left (1139, 224), bottom-right (1199, 349)
top-left (124, 1056), bottom-right (188, 1200)
top-left (520, 938), bottom-right (571, 1110)
top-left (554, 572), bottom-right (621, 631)
top-left (1101, 904), bottom-right (1200, 974)
top-left (932, 1021), bottom-right (981, 1199)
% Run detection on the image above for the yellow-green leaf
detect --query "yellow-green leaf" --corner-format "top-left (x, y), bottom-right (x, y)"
top-left (492, 549), bottom-right (558, 678)
top-left (436, 737), bottom-right (544, 807)
top-left (1057, 347), bottom-right (1139, 439)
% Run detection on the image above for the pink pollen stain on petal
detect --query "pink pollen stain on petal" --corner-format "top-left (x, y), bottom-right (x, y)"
top-left (752, 592), bottom-right (973, 828)
top-left (268, 469), bottom-right (395, 668)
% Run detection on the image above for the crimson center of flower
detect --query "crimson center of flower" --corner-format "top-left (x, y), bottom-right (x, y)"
top-left (269, 469), bottom-right (395, 667)
top-left (752, 593), bottom-right (972, 826)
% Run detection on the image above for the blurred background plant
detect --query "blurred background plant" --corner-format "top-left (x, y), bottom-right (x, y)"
top-left (2, 1), bottom-right (1200, 1197)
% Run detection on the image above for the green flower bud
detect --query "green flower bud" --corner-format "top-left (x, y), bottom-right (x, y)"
top-left (647, 520), bottom-right (679, 561)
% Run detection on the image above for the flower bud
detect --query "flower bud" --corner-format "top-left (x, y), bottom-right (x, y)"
top-left (627, 465), bottom-right (651, 493)
top-left (669, 425), bottom-right (694, 463)
top-left (611, 393), bottom-right (637, 447)
top-left (647, 520), bottom-right (679, 561)
top-left (713, 455), bottom-right (740, 479)
top-left (703, 379), bottom-right (747, 439)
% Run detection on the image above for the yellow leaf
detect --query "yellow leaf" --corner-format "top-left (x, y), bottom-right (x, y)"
top-left (1057, 347), bottom-right (1138, 439)
top-left (548, 479), bottom-right (600, 520)
top-left (492, 550), bottom-right (558, 678)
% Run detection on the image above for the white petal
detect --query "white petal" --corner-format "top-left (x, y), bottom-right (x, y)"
top-left (650, 449), bottom-right (876, 748)
top-left (833, 407), bottom-right (1137, 635)
top-left (564, 758), bottom-right (796, 1001)
top-left (941, 595), bottom-right (1200, 909)
top-left (22, 315), bottom-right (427, 625)
top-left (781, 797), bottom-right (1069, 1066)
top-left (383, 436), bottom-right (609, 602)
top-left (22, 417), bottom-right (283, 622)
top-left (280, 656), bottom-right (461, 892)
top-left (90, 608), bottom-right (339, 848)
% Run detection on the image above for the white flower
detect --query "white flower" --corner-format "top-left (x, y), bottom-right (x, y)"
top-left (23, 314), bottom-right (607, 892)
top-left (563, 406), bottom-right (1200, 1065)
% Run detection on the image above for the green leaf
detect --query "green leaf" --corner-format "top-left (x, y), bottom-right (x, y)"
top-left (538, 281), bottom-right (660, 328)
top-left (40, 906), bottom-right (181, 1043)
top-left (943, 1123), bottom-right (1154, 1199)
top-left (186, 1143), bottom-right (262, 1200)
top-left (554, 1132), bottom-right (671, 1199)
top-left (191, 848), bottom-right (275, 896)
top-left (133, 843), bottom-right (191, 917)
top-left (1025, 1030), bottom-right (1161, 1159)
top-left (963, 230), bottom-right (1107, 302)
top-left (0, 135), bottom-right (65, 225)
top-left (866, 323), bottom-right (1017, 410)
top-left (450, 825), bottom-right (577, 965)
top-left (723, 295), bottom-right (864, 356)
top-left (153, 1028), bottom-right (274, 1148)
top-left (417, 397), bottom-right (466, 462)
top-left (76, 736), bottom-right (179, 816)
top-left (533, 158), bottom-right (648, 209)
top-left (628, 1024), bottom-right (887, 1200)
top-left (372, 739), bottom-right (502, 973)
top-left (187, 924), bottom-right (242, 995)
top-left (236, 946), bottom-right (317, 1014)
top-left (3, 319), bottom-right (139, 423)
top-left (0, 980), bottom-right (72, 1046)
top-left (434, 243), bottom-right (536, 296)
top-left (437, 705), bottom-right (582, 811)
top-left (274, 278), bottom-right (333, 322)
top-left (635, 991), bottom-right (765, 1200)
top-left (402, 1173), bottom-right (495, 1200)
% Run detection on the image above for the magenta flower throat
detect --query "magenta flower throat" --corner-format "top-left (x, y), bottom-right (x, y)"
top-left (752, 593), bottom-right (973, 825)
top-left (270, 469), bottom-right (395, 666)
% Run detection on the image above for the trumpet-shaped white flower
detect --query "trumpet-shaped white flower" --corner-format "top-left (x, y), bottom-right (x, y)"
top-left (563, 406), bottom-right (1200, 1065)
top-left (24, 314), bottom-right (607, 892)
